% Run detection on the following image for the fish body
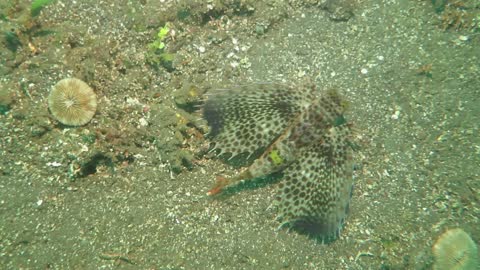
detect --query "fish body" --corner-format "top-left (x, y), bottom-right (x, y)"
top-left (203, 82), bottom-right (355, 242)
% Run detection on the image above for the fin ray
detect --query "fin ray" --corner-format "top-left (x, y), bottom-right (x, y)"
top-left (203, 83), bottom-right (314, 158)
top-left (273, 125), bottom-right (354, 242)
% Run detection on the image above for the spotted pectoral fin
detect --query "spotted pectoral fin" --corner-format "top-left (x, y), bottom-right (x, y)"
top-left (203, 83), bottom-right (313, 158)
top-left (273, 127), bottom-right (354, 242)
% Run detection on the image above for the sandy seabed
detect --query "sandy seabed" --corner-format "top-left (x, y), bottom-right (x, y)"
top-left (1, 0), bottom-right (479, 269)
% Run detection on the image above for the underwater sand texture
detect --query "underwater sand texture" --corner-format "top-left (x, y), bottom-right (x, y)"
top-left (1, 0), bottom-right (479, 269)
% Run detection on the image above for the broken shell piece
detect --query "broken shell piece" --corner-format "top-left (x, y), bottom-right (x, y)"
top-left (48, 78), bottom-right (97, 126)
top-left (432, 228), bottom-right (479, 270)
